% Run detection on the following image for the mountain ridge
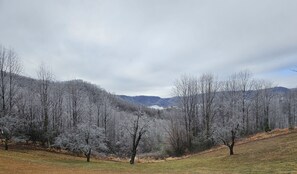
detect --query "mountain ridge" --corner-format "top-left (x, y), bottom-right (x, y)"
top-left (118, 95), bottom-right (177, 108)
top-left (118, 86), bottom-right (291, 108)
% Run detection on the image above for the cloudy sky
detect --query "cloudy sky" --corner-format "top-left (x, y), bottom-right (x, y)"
top-left (0, 0), bottom-right (297, 97)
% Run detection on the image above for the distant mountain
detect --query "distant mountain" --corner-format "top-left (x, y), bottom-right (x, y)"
top-left (118, 95), bottom-right (177, 108)
top-left (118, 87), bottom-right (291, 108)
top-left (271, 86), bottom-right (290, 93)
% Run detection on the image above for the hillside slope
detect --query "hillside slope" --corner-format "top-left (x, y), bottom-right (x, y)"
top-left (1, 129), bottom-right (297, 174)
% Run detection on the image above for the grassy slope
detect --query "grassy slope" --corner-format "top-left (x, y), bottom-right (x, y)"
top-left (1, 130), bottom-right (297, 174)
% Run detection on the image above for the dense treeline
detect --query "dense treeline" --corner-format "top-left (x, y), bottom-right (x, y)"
top-left (0, 45), bottom-right (296, 163)
top-left (169, 72), bottom-right (297, 155)
top-left (0, 45), bottom-right (166, 163)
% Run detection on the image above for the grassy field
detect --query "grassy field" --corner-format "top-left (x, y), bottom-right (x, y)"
top-left (1, 129), bottom-right (297, 174)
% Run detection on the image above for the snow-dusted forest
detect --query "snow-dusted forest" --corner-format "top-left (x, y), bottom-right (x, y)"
top-left (1, 45), bottom-right (297, 162)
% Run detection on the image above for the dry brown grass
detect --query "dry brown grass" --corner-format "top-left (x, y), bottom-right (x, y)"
top-left (240, 128), bottom-right (292, 143)
top-left (1, 129), bottom-right (297, 174)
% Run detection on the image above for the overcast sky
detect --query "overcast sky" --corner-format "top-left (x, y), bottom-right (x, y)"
top-left (0, 0), bottom-right (297, 97)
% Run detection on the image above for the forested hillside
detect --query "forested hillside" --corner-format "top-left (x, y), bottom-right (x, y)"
top-left (1, 46), bottom-right (297, 164)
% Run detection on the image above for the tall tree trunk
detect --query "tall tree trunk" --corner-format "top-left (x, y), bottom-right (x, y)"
top-left (1, 72), bottom-right (5, 116)
top-left (86, 149), bottom-right (91, 162)
top-left (128, 110), bottom-right (147, 164)
top-left (130, 149), bottom-right (136, 164)
top-left (229, 144), bottom-right (234, 155)
top-left (5, 138), bottom-right (8, 150)
top-left (229, 129), bottom-right (236, 155)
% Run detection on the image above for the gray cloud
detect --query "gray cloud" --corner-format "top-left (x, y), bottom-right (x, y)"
top-left (0, 0), bottom-right (297, 97)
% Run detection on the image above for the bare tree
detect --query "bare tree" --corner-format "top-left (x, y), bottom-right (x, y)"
top-left (37, 64), bottom-right (52, 145)
top-left (128, 109), bottom-right (149, 164)
top-left (252, 80), bottom-right (264, 131)
top-left (215, 121), bottom-right (240, 155)
top-left (51, 83), bottom-right (64, 131)
top-left (0, 46), bottom-right (8, 117)
top-left (20, 80), bottom-right (42, 143)
top-left (199, 73), bottom-right (219, 139)
top-left (66, 80), bottom-right (82, 128)
top-left (236, 70), bottom-right (254, 134)
top-left (166, 111), bottom-right (187, 156)
top-left (214, 76), bottom-right (242, 155)
top-left (0, 46), bottom-right (21, 117)
top-left (101, 93), bottom-right (112, 138)
top-left (219, 76), bottom-right (238, 127)
top-left (88, 85), bottom-right (103, 128)
top-left (261, 81), bottom-right (275, 131)
top-left (283, 89), bottom-right (297, 130)
top-left (7, 49), bottom-right (21, 114)
top-left (173, 75), bottom-right (199, 149)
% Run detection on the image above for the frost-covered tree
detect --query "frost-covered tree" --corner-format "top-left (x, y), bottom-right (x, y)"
top-left (65, 80), bottom-right (83, 128)
top-left (127, 110), bottom-right (150, 164)
top-left (213, 78), bottom-right (241, 155)
top-left (50, 83), bottom-right (64, 132)
top-left (236, 70), bottom-right (254, 134)
top-left (214, 119), bottom-right (241, 155)
top-left (55, 94), bottom-right (106, 162)
top-left (260, 81), bottom-right (275, 131)
top-left (0, 45), bottom-right (21, 117)
top-left (0, 115), bottom-right (27, 150)
top-left (251, 80), bottom-right (265, 132)
top-left (166, 111), bottom-right (187, 156)
top-left (173, 75), bottom-right (199, 149)
top-left (0, 47), bottom-right (295, 160)
top-left (282, 89), bottom-right (297, 130)
top-left (55, 123), bottom-right (106, 162)
top-left (199, 73), bottom-right (219, 139)
top-left (37, 64), bottom-right (53, 146)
